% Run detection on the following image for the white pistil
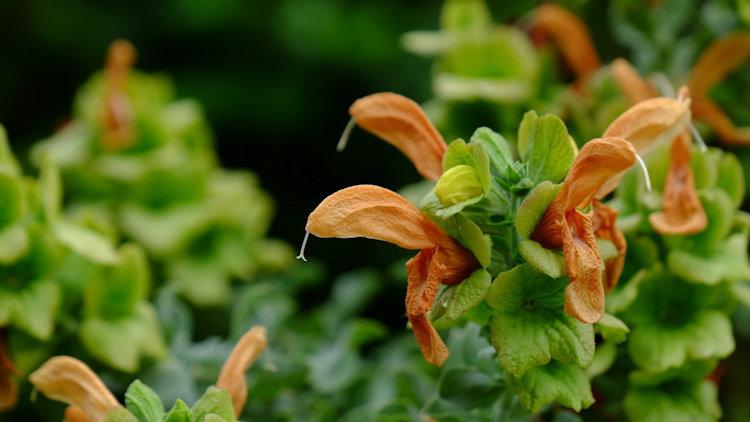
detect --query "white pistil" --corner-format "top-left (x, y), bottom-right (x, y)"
top-left (649, 72), bottom-right (676, 98)
top-left (691, 123), bottom-right (708, 152)
top-left (296, 231), bottom-right (310, 262)
top-left (336, 117), bottom-right (357, 152)
top-left (635, 154), bottom-right (652, 192)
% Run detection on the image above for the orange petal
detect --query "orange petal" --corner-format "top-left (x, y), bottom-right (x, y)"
top-left (592, 200), bottom-right (626, 292)
top-left (65, 406), bottom-right (92, 422)
top-left (530, 4), bottom-right (601, 82)
top-left (349, 93), bottom-right (447, 181)
top-left (102, 39), bottom-right (137, 151)
top-left (216, 326), bottom-right (267, 418)
top-left (561, 210), bottom-right (604, 323)
top-left (0, 336), bottom-right (17, 412)
top-left (688, 31), bottom-right (750, 100)
top-left (691, 97), bottom-right (750, 145)
top-left (29, 356), bottom-right (121, 422)
top-left (306, 184), bottom-right (447, 250)
top-left (558, 137), bottom-right (637, 209)
top-left (611, 58), bottom-right (656, 104)
top-left (648, 131), bottom-right (707, 234)
top-left (603, 96), bottom-right (691, 154)
top-left (408, 313), bottom-right (449, 367)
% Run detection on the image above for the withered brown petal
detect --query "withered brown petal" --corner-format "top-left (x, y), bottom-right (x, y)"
top-left (350, 93), bottom-right (446, 181)
top-left (557, 137), bottom-right (637, 210)
top-left (216, 326), bottom-right (268, 418)
top-left (561, 210), bottom-right (604, 323)
top-left (29, 356), bottom-right (121, 422)
top-left (405, 249), bottom-right (445, 316)
top-left (592, 200), bottom-right (626, 292)
top-left (603, 97), bottom-right (691, 154)
top-left (531, 4), bottom-right (601, 81)
top-left (648, 131), bottom-right (708, 235)
top-left (306, 185), bottom-right (446, 250)
top-left (408, 313), bottom-right (449, 367)
top-left (611, 58), bottom-right (656, 104)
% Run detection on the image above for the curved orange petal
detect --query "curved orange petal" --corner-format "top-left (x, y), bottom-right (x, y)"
top-left (65, 406), bottom-right (92, 422)
top-left (306, 185), bottom-right (443, 250)
top-left (592, 200), bottom-right (626, 292)
top-left (562, 210), bottom-right (604, 323)
top-left (648, 131), bottom-right (708, 235)
top-left (688, 31), bottom-right (750, 100)
top-left (691, 97), bottom-right (750, 145)
top-left (29, 357), bottom-right (121, 422)
top-left (530, 4), bottom-right (601, 82)
top-left (349, 93), bottom-right (447, 181)
top-left (611, 58), bottom-right (656, 104)
top-left (408, 313), bottom-right (450, 367)
top-left (602, 97), bottom-right (691, 154)
top-left (216, 326), bottom-right (267, 418)
top-left (102, 39), bottom-right (137, 151)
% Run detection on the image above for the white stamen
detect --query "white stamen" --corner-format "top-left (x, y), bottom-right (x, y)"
top-left (649, 72), bottom-right (676, 98)
top-left (690, 123), bottom-right (708, 152)
top-left (296, 231), bottom-right (310, 262)
top-left (336, 117), bottom-right (357, 152)
top-left (635, 154), bottom-right (652, 192)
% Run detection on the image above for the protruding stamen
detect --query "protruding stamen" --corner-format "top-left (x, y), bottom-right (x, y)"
top-left (690, 123), bottom-right (708, 152)
top-left (649, 72), bottom-right (676, 98)
top-left (336, 117), bottom-right (357, 152)
top-left (635, 154), bottom-right (652, 192)
top-left (296, 231), bottom-right (310, 261)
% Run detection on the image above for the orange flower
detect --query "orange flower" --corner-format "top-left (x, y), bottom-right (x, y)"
top-left (531, 138), bottom-right (637, 323)
top-left (304, 184), bottom-right (479, 366)
top-left (102, 39), bottom-right (137, 151)
top-left (605, 85), bottom-right (707, 235)
top-left (610, 58), bottom-right (656, 104)
top-left (216, 326), bottom-right (267, 418)
top-left (343, 92), bottom-right (447, 181)
top-left (688, 31), bottom-right (750, 145)
top-left (529, 3), bottom-right (601, 84)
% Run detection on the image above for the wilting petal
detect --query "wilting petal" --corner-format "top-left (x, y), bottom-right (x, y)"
top-left (216, 326), bottom-right (267, 417)
top-left (307, 185), bottom-right (449, 250)
top-left (408, 313), bottom-right (450, 367)
top-left (406, 249), bottom-right (445, 316)
top-left (530, 4), bottom-right (601, 82)
top-left (649, 131), bottom-right (708, 235)
top-left (592, 200), bottom-right (626, 292)
top-left (102, 39), bottom-right (137, 151)
top-left (29, 356), bottom-right (121, 422)
top-left (603, 97), bottom-right (691, 154)
top-left (0, 337), bottom-right (17, 412)
top-left (611, 58), bottom-right (656, 104)
top-left (561, 210), bottom-right (604, 323)
top-left (349, 93), bottom-right (447, 181)
top-left (691, 97), bottom-right (750, 145)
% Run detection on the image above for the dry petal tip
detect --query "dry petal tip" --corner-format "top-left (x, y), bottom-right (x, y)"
top-left (29, 356), bottom-right (120, 422)
top-left (216, 326), bottom-right (268, 418)
top-left (336, 117), bottom-right (357, 152)
top-left (296, 231), bottom-right (310, 262)
top-left (408, 313), bottom-right (449, 367)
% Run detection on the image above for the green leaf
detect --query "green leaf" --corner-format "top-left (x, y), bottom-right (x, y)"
top-left (438, 367), bottom-right (503, 410)
top-left (80, 302), bottom-right (167, 372)
top-left (191, 387), bottom-right (236, 422)
top-left (103, 407), bottom-right (140, 422)
top-left (595, 313), bottom-right (629, 344)
top-left (53, 219), bottom-right (119, 265)
top-left (624, 380), bottom-right (721, 422)
top-left (39, 156), bottom-right (62, 222)
top-left (487, 265), bottom-right (594, 378)
top-left (586, 341), bottom-right (617, 378)
top-left (440, 0), bottom-right (491, 31)
top-left (86, 243), bottom-right (150, 318)
top-left (0, 279), bottom-right (60, 340)
top-left (125, 380), bottom-right (165, 422)
top-left (434, 139), bottom-right (491, 214)
top-left (0, 125), bottom-right (21, 176)
top-left (516, 181), bottom-right (560, 239)
top-left (667, 233), bottom-right (750, 285)
top-left (444, 269), bottom-right (491, 320)
top-left (517, 111), bottom-right (576, 184)
top-left (469, 127), bottom-right (512, 179)
top-left (509, 360), bottom-right (594, 414)
top-left (519, 239), bottom-right (566, 279)
top-left (716, 152), bottom-right (745, 208)
top-left (0, 173), bottom-right (24, 229)
top-left (163, 399), bottom-right (194, 422)
top-left (0, 223), bottom-right (29, 264)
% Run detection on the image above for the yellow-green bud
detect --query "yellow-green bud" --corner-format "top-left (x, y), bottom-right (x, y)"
top-left (435, 164), bottom-right (483, 206)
